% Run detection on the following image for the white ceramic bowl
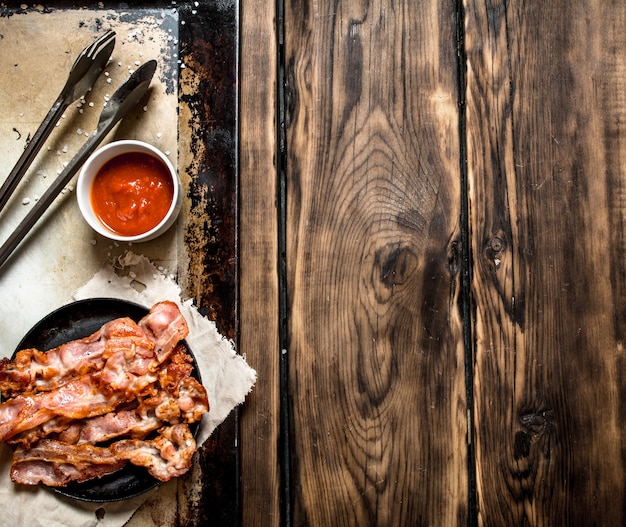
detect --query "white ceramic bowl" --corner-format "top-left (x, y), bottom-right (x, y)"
top-left (77, 140), bottom-right (181, 242)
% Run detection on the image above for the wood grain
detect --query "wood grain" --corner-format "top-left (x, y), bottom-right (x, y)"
top-left (284, 1), bottom-right (467, 524)
top-left (465, 0), bottom-right (626, 524)
top-left (239, 0), bottom-right (282, 524)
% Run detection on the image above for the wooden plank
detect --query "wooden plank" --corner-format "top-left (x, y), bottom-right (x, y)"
top-left (239, 0), bottom-right (282, 524)
top-left (465, 1), bottom-right (626, 524)
top-left (284, 1), bottom-right (467, 524)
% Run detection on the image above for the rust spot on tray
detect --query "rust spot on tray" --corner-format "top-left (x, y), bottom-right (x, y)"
top-left (179, 6), bottom-right (237, 340)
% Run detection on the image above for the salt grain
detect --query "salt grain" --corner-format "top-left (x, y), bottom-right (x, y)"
top-left (22, 198), bottom-right (30, 205)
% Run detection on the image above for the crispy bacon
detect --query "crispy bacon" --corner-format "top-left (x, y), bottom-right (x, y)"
top-left (0, 301), bottom-right (208, 488)
top-left (138, 301), bottom-right (189, 363)
top-left (10, 440), bottom-right (128, 486)
top-left (0, 375), bottom-right (122, 443)
top-left (0, 317), bottom-right (148, 398)
top-left (6, 346), bottom-right (209, 449)
top-left (10, 424), bottom-right (197, 486)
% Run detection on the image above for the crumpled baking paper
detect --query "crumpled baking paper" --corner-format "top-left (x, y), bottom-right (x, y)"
top-left (0, 252), bottom-right (256, 527)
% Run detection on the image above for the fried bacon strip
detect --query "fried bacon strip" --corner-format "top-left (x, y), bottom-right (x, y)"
top-left (138, 301), bottom-right (189, 364)
top-left (0, 301), bottom-right (208, 488)
top-left (0, 317), bottom-right (149, 398)
top-left (6, 347), bottom-right (209, 448)
top-left (10, 439), bottom-right (128, 486)
top-left (10, 424), bottom-right (197, 486)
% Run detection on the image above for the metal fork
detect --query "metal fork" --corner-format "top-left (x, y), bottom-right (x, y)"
top-left (0, 30), bottom-right (116, 213)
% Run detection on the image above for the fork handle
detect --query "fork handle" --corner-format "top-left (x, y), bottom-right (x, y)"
top-left (0, 95), bottom-right (68, 214)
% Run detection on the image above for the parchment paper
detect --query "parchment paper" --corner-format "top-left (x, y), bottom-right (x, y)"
top-left (0, 9), bottom-right (182, 355)
top-left (0, 252), bottom-right (256, 527)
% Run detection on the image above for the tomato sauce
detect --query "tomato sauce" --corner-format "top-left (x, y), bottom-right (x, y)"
top-left (91, 151), bottom-right (174, 237)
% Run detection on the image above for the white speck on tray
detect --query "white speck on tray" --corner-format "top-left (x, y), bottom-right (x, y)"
top-left (77, 128), bottom-right (83, 135)
top-left (22, 197), bottom-right (30, 205)
top-left (157, 132), bottom-right (162, 138)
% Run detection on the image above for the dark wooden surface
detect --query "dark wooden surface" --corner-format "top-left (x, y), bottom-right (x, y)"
top-left (240, 0), bottom-right (626, 526)
top-left (465, 1), bottom-right (626, 524)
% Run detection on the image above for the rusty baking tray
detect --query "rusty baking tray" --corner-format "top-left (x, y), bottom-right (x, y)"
top-left (0, 1), bottom-right (238, 525)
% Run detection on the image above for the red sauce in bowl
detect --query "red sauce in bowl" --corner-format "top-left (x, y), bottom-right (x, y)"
top-left (90, 151), bottom-right (174, 237)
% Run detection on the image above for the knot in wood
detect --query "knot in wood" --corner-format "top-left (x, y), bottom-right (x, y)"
top-left (488, 236), bottom-right (504, 254)
top-left (378, 245), bottom-right (417, 289)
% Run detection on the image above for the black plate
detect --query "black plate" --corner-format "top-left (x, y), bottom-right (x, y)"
top-left (12, 297), bottom-right (201, 502)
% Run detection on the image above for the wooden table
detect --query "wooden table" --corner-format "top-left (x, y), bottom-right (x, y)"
top-left (239, 0), bottom-right (626, 525)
